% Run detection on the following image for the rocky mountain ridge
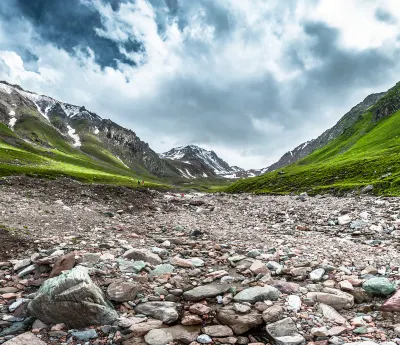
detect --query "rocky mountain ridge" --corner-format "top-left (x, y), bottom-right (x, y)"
top-left (160, 145), bottom-right (245, 179)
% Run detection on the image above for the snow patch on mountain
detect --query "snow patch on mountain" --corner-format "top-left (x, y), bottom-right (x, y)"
top-left (67, 125), bottom-right (81, 147)
top-left (61, 103), bottom-right (81, 118)
top-left (8, 109), bottom-right (16, 129)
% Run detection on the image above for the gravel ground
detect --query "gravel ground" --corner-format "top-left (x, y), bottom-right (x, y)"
top-left (0, 177), bottom-right (400, 345)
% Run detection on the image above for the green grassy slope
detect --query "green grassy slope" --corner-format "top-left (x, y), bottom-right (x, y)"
top-left (0, 116), bottom-right (168, 189)
top-left (226, 108), bottom-right (400, 196)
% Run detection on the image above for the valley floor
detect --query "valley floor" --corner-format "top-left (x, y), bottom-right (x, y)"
top-left (0, 177), bottom-right (400, 344)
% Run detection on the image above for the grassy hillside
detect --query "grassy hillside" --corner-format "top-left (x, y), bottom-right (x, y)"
top-left (0, 119), bottom-right (168, 189)
top-left (226, 108), bottom-right (400, 196)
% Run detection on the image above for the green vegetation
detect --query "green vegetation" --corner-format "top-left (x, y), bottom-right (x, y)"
top-left (0, 116), bottom-right (169, 189)
top-left (227, 109), bottom-right (400, 196)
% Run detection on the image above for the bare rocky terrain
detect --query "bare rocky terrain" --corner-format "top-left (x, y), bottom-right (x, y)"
top-left (1, 177), bottom-right (400, 345)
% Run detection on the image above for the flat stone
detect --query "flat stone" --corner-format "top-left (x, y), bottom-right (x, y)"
top-left (307, 290), bottom-right (354, 310)
top-left (233, 286), bottom-right (280, 303)
top-left (134, 301), bottom-right (180, 324)
top-left (171, 256), bottom-right (194, 268)
top-left (18, 264), bottom-right (36, 278)
top-left (202, 325), bottom-right (233, 337)
top-left (123, 248), bottom-right (162, 265)
top-left (181, 313), bottom-right (203, 325)
top-left (183, 283), bottom-right (230, 301)
top-left (3, 332), bottom-right (47, 345)
top-left (71, 329), bottom-right (98, 341)
top-left (107, 282), bottom-right (142, 302)
top-left (129, 319), bottom-right (163, 336)
top-left (145, 328), bottom-right (174, 345)
top-left (150, 264), bottom-right (175, 277)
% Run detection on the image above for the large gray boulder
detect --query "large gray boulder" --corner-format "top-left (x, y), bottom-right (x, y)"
top-left (27, 266), bottom-right (118, 328)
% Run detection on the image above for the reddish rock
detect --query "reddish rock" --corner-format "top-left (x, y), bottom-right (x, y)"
top-left (381, 289), bottom-right (400, 312)
top-left (189, 303), bottom-right (212, 316)
top-left (49, 252), bottom-right (75, 278)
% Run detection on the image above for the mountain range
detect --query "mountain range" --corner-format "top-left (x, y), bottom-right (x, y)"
top-left (3, 78), bottom-right (400, 195)
top-left (0, 81), bottom-right (250, 186)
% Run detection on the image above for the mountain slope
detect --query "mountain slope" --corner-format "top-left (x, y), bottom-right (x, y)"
top-left (0, 81), bottom-right (178, 186)
top-left (227, 82), bottom-right (400, 195)
top-left (263, 92), bottom-right (386, 173)
top-left (160, 145), bottom-right (244, 179)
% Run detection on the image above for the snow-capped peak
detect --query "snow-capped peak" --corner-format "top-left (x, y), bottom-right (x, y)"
top-left (160, 145), bottom-right (242, 177)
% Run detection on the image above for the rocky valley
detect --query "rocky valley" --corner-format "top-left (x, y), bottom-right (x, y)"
top-left (0, 177), bottom-right (400, 345)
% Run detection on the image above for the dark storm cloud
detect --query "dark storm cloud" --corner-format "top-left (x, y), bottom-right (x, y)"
top-left (10, 0), bottom-right (142, 68)
top-left (291, 22), bottom-right (397, 115)
top-left (375, 7), bottom-right (397, 24)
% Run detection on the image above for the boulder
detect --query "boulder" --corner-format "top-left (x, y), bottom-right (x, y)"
top-left (27, 266), bottom-right (118, 328)
top-left (135, 301), bottom-right (180, 324)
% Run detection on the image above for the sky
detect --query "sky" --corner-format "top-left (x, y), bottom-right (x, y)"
top-left (1, 1), bottom-right (400, 169)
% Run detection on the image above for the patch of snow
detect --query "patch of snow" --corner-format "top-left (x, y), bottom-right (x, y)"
top-left (185, 169), bottom-right (196, 179)
top-left (0, 83), bottom-right (13, 94)
top-left (8, 109), bottom-right (16, 129)
top-left (177, 168), bottom-right (190, 179)
top-left (202, 172), bottom-right (208, 177)
top-left (61, 103), bottom-right (81, 117)
top-left (67, 125), bottom-right (81, 147)
top-left (222, 173), bottom-right (239, 179)
top-left (94, 127), bottom-right (99, 134)
top-left (116, 156), bottom-right (129, 169)
top-left (301, 141), bottom-right (309, 150)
